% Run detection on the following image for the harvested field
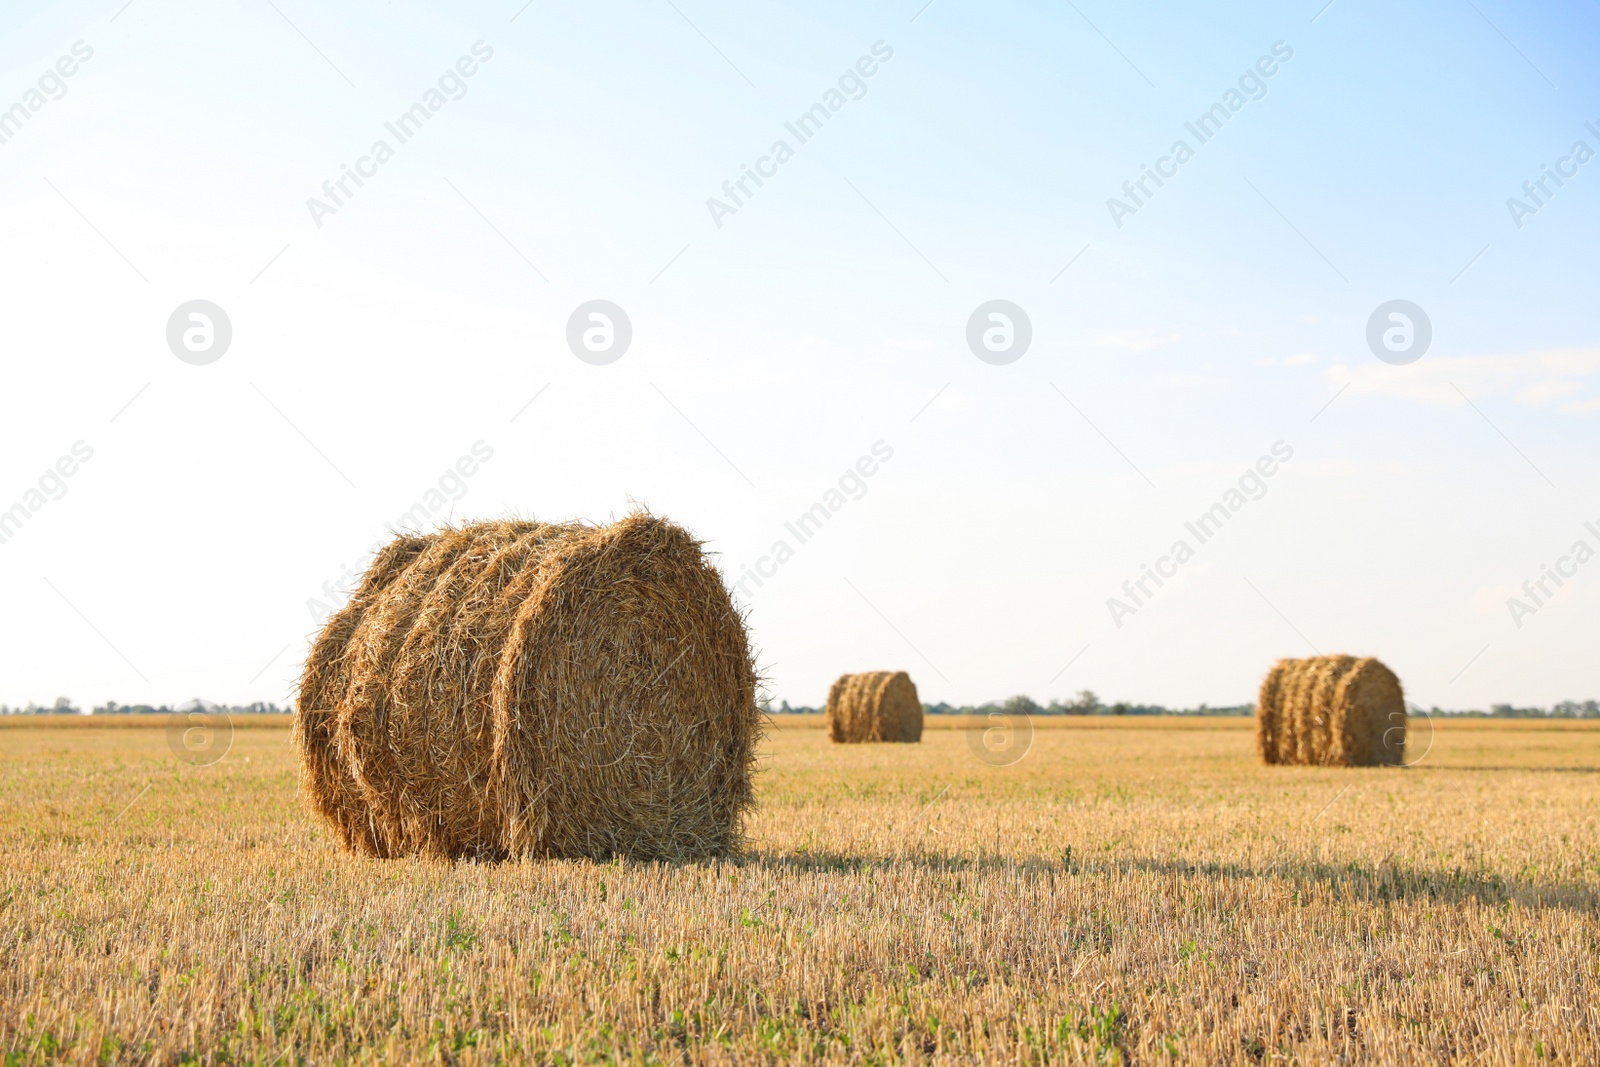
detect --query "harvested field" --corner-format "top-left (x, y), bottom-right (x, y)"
top-left (1, 715), bottom-right (1598, 1063)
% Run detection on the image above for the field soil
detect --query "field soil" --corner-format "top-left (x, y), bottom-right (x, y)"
top-left (2, 714), bottom-right (1597, 1063)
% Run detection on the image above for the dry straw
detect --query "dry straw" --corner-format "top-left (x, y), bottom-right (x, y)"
top-left (295, 513), bottom-right (760, 861)
top-left (825, 671), bottom-right (923, 743)
top-left (293, 533), bottom-right (435, 857)
top-left (1256, 655), bottom-right (1405, 767)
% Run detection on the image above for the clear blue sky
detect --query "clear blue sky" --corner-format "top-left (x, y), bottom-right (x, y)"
top-left (1, 0), bottom-right (1596, 710)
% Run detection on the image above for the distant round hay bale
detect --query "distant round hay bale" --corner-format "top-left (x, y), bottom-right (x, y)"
top-left (1255, 660), bottom-right (1288, 765)
top-left (1255, 655), bottom-right (1405, 767)
top-left (293, 533), bottom-right (436, 856)
top-left (296, 513), bottom-right (760, 861)
top-left (1290, 654), bottom-right (1349, 765)
top-left (825, 671), bottom-right (923, 743)
top-left (1332, 657), bottom-right (1406, 765)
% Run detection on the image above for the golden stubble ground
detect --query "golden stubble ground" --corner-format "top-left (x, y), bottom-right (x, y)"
top-left (1, 715), bottom-right (1597, 1065)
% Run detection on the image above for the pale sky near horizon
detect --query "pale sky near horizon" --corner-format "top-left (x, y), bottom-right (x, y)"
top-left (0, 0), bottom-right (1596, 711)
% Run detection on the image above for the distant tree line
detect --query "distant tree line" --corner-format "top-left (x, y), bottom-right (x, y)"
top-left (0, 699), bottom-right (292, 716)
top-left (7, 695), bottom-right (1598, 719)
top-left (762, 692), bottom-right (1600, 719)
top-left (764, 691), bottom-right (1252, 717)
top-left (1450, 701), bottom-right (1600, 719)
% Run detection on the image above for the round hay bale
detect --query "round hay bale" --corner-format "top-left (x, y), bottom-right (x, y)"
top-left (1254, 655), bottom-right (1405, 767)
top-left (1299, 654), bottom-right (1356, 764)
top-left (491, 516), bottom-right (760, 860)
top-left (825, 671), bottom-right (923, 743)
top-left (296, 513), bottom-right (760, 862)
top-left (1254, 660), bottom-right (1287, 765)
top-left (1331, 656), bottom-right (1406, 765)
top-left (383, 521), bottom-right (580, 859)
top-left (347, 521), bottom-right (548, 857)
top-left (294, 533), bottom-right (436, 856)
top-left (335, 526), bottom-right (487, 856)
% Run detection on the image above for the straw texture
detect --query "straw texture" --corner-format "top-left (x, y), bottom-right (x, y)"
top-left (295, 513), bottom-right (760, 861)
top-left (825, 671), bottom-right (923, 743)
top-left (1255, 655), bottom-right (1405, 767)
top-left (292, 534), bottom-right (435, 856)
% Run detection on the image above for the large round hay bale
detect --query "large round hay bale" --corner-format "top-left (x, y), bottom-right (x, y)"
top-left (295, 513), bottom-right (761, 861)
top-left (381, 521), bottom-right (580, 859)
top-left (293, 533), bottom-right (436, 856)
top-left (336, 526), bottom-right (488, 856)
top-left (1254, 655), bottom-right (1405, 766)
top-left (825, 671), bottom-right (923, 743)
